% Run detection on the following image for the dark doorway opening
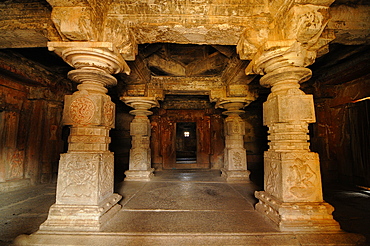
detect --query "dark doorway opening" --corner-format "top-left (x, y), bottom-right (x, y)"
top-left (176, 122), bottom-right (197, 164)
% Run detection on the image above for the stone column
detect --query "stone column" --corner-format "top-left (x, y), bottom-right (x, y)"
top-left (121, 97), bottom-right (159, 181)
top-left (252, 48), bottom-right (340, 231)
top-left (217, 98), bottom-right (251, 182)
top-left (40, 42), bottom-right (128, 231)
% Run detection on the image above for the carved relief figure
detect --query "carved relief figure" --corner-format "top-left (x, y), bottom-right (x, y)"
top-left (232, 120), bottom-right (240, 134)
top-left (287, 159), bottom-right (317, 199)
top-left (232, 152), bottom-right (243, 169)
top-left (266, 158), bottom-right (278, 195)
top-left (61, 156), bottom-right (98, 198)
top-left (7, 150), bottom-right (24, 179)
top-left (104, 101), bottom-right (115, 126)
top-left (131, 152), bottom-right (144, 169)
top-left (99, 155), bottom-right (113, 198)
top-left (69, 97), bottom-right (95, 124)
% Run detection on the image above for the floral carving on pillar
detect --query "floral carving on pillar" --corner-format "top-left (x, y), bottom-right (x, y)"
top-left (69, 97), bottom-right (95, 124)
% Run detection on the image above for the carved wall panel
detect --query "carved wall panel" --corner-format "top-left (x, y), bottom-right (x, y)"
top-left (7, 150), bottom-right (24, 180)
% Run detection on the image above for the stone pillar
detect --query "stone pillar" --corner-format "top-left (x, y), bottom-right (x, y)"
top-left (121, 97), bottom-right (159, 181)
top-left (40, 42), bottom-right (128, 231)
top-left (252, 48), bottom-right (340, 231)
top-left (217, 98), bottom-right (251, 182)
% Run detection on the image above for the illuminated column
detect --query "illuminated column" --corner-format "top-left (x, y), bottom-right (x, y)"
top-left (218, 98), bottom-right (251, 182)
top-left (251, 47), bottom-right (340, 231)
top-left (121, 97), bottom-right (159, 181)
top-left (40, 42), bottom-right (130, 231)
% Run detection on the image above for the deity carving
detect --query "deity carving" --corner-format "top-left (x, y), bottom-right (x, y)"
top-left (69, 97), bottom-right (95, 124)
top-left (104, 101), bottom-right (115, 126)
top-left (287, 159), bottom-right (317, 199)
top-left (266, 158), bottom-right (279, 196)
top-left (7, 150), bottom-right (24, 179)
top-left (61, 156), bottom-right (98, 198)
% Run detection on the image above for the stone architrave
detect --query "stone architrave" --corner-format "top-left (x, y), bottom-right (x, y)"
top-left (39, 42), bottom-right (129, 231)
top-left (217, 98), bottom-right (253, 182)
top-left (121, 97), bottom-right (159, 181)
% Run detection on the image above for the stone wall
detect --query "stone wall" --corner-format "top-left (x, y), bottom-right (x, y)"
top-left (0, 49), bottom-right (72, 192)
top-left (308, 45), bottom-right (370, 185)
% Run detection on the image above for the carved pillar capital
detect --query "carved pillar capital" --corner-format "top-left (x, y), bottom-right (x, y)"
top-left (121, 97), bottom-right (159, 117)
top-left (48, 42), bottom-right (130, 91)
top-left (246, 42), bottom-right (312, 95)
top-left (216, 97), bottom-right (253, 113)
top-left (48, 42), bottom-right (131, 98)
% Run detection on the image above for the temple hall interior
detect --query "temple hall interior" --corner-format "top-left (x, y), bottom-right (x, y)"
top-left (0, 0), bottom-right (369, 245)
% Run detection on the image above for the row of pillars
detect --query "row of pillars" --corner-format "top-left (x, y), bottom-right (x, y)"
top-left (39, 43), bottom-right (339, 232)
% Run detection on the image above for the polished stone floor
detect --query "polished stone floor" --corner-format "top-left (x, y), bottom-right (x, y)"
top-left (1, 170), bottom-right (369, 245)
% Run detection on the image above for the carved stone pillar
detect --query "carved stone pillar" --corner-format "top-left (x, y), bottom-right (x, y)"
top-left (217, 98), bottom-right (251, 182)
top-left (40, 42), bottom-right (129, 231)
top-left (250, 47), bottom-right (340, 231)
top-left (121, 97), bottom-right (159, 181)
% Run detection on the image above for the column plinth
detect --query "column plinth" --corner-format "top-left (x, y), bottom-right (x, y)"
top-left (40, 43), bottom-right (127, 231)
top-left (121, 97), bottom-right (159, 181)
top-left (250, 48), bottom-right (340, 231)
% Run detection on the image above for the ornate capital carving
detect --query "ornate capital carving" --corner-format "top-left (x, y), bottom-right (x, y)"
top-left (216, 97), bottom-right (254, 115)
top-left (121, 97), bottom-right (159, 117)
top-left (49, 42), bottom-right (130, 93)
top-left (238, 4), bottom-right (335, 64)
top-left (245, 42), bottom-right (313, 93)
top-left (49, 42), bottom-right (130, 75)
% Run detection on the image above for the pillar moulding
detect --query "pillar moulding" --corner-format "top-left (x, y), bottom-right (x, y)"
top-left (216, 98), bottom-right (253, 182)
top-left (120, 97), bottom-right (159, 181)
top-left (247, 45), bottom-right (340, 231)
top-left (40, 42), bottom-right (128, 232)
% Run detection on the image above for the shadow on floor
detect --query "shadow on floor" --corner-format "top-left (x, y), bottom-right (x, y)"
top-left (323, 183), bottom-right (370, 245)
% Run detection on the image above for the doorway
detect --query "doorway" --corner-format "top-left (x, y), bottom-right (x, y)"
top-left (176, 122), bottom-right (197, 164)
top-left (154, 109), bottom-right (213, 169)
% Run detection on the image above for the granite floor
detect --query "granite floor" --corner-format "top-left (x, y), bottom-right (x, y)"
top-left (1, 170), bottom-right (369, 245)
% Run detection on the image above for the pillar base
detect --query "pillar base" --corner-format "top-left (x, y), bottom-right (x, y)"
top-left (221, 168), bottom-right (250, 182)
top-left (255, 191), bottom-right (341, 232)
top-left (39, 193), bottom-right (122, 232)
top-left (124, 168), bottom-right (155, 181)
